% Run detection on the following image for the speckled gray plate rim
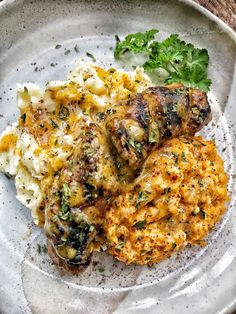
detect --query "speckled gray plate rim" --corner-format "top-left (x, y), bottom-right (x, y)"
top-left (0, 0), bottom-right (236, 314)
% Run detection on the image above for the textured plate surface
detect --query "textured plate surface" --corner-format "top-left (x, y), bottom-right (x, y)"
top-left (0, 0), bottom-right (236, 313)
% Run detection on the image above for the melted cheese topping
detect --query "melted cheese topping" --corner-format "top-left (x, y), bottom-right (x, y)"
top-left (104, 136), bottom-right (229, 265)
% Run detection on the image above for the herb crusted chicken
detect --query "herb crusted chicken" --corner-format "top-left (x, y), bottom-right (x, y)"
top-left (106, 83), bottom-right (211, 170)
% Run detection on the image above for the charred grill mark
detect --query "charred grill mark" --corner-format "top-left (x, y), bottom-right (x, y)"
top-left (126, 94), bottom-right (150, 130)
top-left (163, 102), bottom-right (182, 139)
top-left (163, 128), bottom-right (173, 139)
top-left (184, 93), bottom-right (190, 111)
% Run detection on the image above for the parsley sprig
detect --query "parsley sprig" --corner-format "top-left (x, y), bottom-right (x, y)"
top-left (114, 30), bottom-right (211, 92)
top-left (114, 29), bottom-right (158, 57)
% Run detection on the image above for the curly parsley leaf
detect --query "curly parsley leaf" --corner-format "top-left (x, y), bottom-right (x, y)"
top-left (114, 29), bottom-right (159, 58)
top-left (143, 34), bottom-right (211, 92)
top-left (114, 31), bottom-right (211, 92)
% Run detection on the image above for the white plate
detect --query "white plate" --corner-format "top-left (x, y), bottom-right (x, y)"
top-left (0, 0), bottom-right (236, 313)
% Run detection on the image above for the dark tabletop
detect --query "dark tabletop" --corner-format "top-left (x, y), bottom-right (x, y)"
top-left (195, 0), bottom-right (236, 31)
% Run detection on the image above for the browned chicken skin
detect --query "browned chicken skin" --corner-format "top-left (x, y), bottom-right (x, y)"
top-left (106, 83), bottom-right (211, 170)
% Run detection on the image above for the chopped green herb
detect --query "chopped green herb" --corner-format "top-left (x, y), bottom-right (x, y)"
top-left (60, 183), bottom-right (71, 214)
top-left (128, 137), bottom-right (136, 148)
top-left (97, 112), bottom-right (105, 120)
top-left (50, 119), bottom-right (58, 128)
top-left (115, 34), bottom-right (120, 43)
top-left (171, 152), bottom-right (179, 165)
top-left (98, 267), bottom-right (105, 273)
top-left (60, 236), bottom-right (67, 242)
top-left (74, 44), bottom-right (79, 53)
top-left (128, 138), bottom-right (142, 153)
top-left (107, 108), bottom-right (116, 115)
top-left (115, 241), bottom-right (126, 251)
top-left (20, 113), bottom-right (26, 123)
top-left (171, 103), bottom-right (178, 112)
top-left (37, 244), bottom-right (47, 254)
top-left (105, 195), bottom-right (113, 204)
top-left (89, 225), bottom-right (95, 232)
top-left (37, 244), bottom-right (41, 254)
top-left (129, 194), bottom-right (134, 201)
top-left (140, 249), bottom-right (147, 255)
top-left (57, 211), bottom-right (72, 221)
top-left (222, 147), bottom-right (226, 152)
top-left (86, 52), bottom-right (96, 62)
top-left (55, 44), bottom-right (62, 49)
top-left (198, 180), bottom-right (204, 187)
top-left (164, 187), bottom-right (171, 194)
top-left (84, 144), bottom-right (94, 158)
top-left (181, 151), bottom-right (187, 162)
top-left (4, 173), bottom-right (12, 180)
top-left (24, 86), bottom-right (28, 93)
top-left (148, 126), bottom-right (159, 143)
top-left (136, 191), bottom-right (150, 208)
top-left (133, 219), bottom-right (147, 229)
top-left (200, 209), bottom-right (206, 219)
top-left (192, 208), bottom-right (200, 216)
top-left (64, 49), bottom-right (71, 55)
top-left (192, 107), bottom-right (200, 115)
top-left (42, 244), bottom-right (47, 253)
top-left (58, 104), bottom-right (70, 119)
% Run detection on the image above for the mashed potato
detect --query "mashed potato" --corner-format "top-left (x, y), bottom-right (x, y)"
top-left (104, 136), bottom-right (229, 265)
top-left (0, 61), bottom-right (151, 225)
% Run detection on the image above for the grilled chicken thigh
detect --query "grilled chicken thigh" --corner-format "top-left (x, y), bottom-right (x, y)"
top-left (45, 123), bottom-right (118, 272)
top-left (106, 83), bottom-right (211, 170)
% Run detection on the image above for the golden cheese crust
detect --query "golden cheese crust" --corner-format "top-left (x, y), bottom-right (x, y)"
top-left (104, 136), bottom-right (228, 265)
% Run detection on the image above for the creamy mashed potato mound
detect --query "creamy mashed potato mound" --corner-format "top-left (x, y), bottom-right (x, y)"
top-left (0, 61), bottom-right (151, 225)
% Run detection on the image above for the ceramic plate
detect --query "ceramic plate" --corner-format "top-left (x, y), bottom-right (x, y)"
top-left (0, 0), bottom-right (236, 313)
